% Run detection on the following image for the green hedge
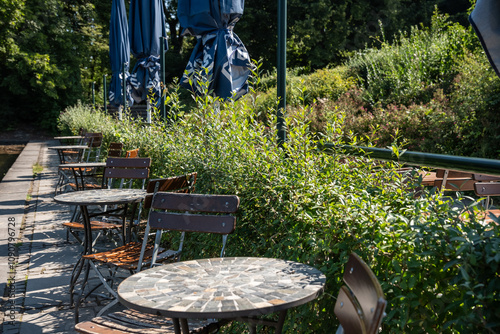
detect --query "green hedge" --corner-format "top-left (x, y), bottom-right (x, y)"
top-left (58, 93), bottom-right (500, 332)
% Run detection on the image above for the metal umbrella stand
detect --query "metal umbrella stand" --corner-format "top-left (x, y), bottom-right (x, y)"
top-left (177, 0), bottom-right (252, 101)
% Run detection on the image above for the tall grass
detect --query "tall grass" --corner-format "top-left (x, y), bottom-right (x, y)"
top-left (347, 10), bottom-right (478, 107)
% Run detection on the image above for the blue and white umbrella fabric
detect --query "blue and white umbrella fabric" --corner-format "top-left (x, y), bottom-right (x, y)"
top-left (109, 0), bottom-right (132, 106)
top-left (470, 0), bottom-right (500, 78)
top-left (128, 0), bottom-right (168, 105)
top-left (177, 0), bottom-right (252, 100)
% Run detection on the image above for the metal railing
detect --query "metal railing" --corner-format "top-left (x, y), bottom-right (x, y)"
top-left (319, 144), bottom-right (500, 176)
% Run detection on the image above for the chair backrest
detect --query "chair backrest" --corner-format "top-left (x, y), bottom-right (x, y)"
top-left (474, 182), bottom-right (500, 196)
top-left (125, 148), bottom-right (139, 158)
top-left (471, 174), bottom-right (500, 211)
top-left (82, 132), bottom-right (103, 162)
top-left (108, 142), bottom-right (123, 157)
top-left (103, 157), bottom-right (151, 190)
top-left (334, 253), bottom-right (386, 334)
top-left (433, 169), bottom-right (475, 192)
top-left (137, 192), bottom-right (239, 271)
top-left (144, 172), bottom-right (197, 209)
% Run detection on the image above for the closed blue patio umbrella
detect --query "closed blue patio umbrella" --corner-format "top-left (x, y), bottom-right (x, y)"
top-left (470, 0), bottom-right (500, 78)
top-left (128, 0), bottom-right (168, 106)
top-left (177, 0), bottom-right (252, 100)
top-left (109, 0), bottom-right (131, 108)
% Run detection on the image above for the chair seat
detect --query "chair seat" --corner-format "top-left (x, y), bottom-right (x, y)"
top-left (75, 309), bottom-right (230, 334)
top-left (82, 242), bottom-right (173, 271)
top-left (63, 220), bottom-right (123, 231)
top-left (68, 182), bottom-right (103, 190)
top-left (62, 150), bottom-right (80, 155)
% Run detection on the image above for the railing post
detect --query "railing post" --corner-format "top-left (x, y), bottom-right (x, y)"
top-left (103, 75), bottom-right (107, 113)
top-left (277, 0), bottom-right (287, 146)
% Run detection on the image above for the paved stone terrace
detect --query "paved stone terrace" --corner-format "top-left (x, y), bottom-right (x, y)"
top-left (0, 140), bottom-right (123, 333)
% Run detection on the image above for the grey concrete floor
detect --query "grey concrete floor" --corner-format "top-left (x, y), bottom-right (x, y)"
top-left (0, 140), bottom-right (123, 334)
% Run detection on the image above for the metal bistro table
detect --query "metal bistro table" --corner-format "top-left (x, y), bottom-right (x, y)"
top-left (49, 145), bottom-right (88, 164)
top-left (118, 257), bottom-right (326, 334)
top-left (54, 135), bottom-right (85, 145)
top-left (54, 189), bottom-right (146, 313)
top-left (59, 162), bottom-right (107, 191)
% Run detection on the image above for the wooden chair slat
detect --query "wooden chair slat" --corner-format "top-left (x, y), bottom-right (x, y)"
top-left (143, 173), bottom-right (197, 209)
top-left (106, 157), bottom-right (150, 168)
top-left (104, 168), bottom-right (150, 180)
top-left (474, 182), bottom-right (500, 196)
top-left (125, 148), bottom-right (139, 158)
top-left (343, 253), bottom-right (385, 329)
top-left (76, 320), bottom-right (135, 334)
top-left (334, 286), bottom-right (366, 334)
top-left (76, 309), bottom-right (230, 334)
top-left (334, 253), bottom-right (386, 334)
top-left (434, 179), bottom-right (476, 192)
top-left (435, 169), bottom-right (472, 178)
top-left (108, 142), bottom-right (124, 157)
top-left (149, 212), bottom-right (236, 234)
top-left (151, 193), bottom-right (240, 213)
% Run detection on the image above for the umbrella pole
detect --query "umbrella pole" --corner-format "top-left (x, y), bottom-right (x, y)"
top-left (103, 75), bottom-right (107, 113)
top-left (160, 37), bottom-right (166, 120)
top-left (277, 0), bottom-right (287, 146)
top-left (121, 62), bottom-right (127, 120)
top-left (92, 82), bottom-right (95, 108)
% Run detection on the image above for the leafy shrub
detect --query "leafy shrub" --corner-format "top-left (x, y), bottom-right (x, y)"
top-left (59, 81), bottom-right (500, 332)
top-left (347, 11), bottom-right (478, 107)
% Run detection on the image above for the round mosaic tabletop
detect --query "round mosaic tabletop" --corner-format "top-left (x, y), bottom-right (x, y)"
top-left (48, 145), bottom-right (88, 150)
top-left (58, 162), bottom-right (107, 169)
top-left (54, 188), bottom-right (146, 206)
top-left (54, 135), bottom-right (85, 140)
top-left (118, 257), bottom-right (326, 319)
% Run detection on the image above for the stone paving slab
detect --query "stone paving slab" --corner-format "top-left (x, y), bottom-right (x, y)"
top-left (0, 140), bottom-right (126, 334)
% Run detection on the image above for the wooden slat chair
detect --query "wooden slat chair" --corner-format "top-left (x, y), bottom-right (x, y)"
top-left (125, 148), bottom-right (139, 158)
top-left (63, 158), bottom-right (151, 246)
top-left (77, 173), bottom-right (198, 283)
top-left (62, 132), bottom-right (103, 162)
top-left (82, 132), bottom-right (104, 162)
top-left (470, 174), bottom-right (500, 224)
top-left (75, 190), bottom-right (239, 333)
top-left (334, 253), bottom-right (386, 334)
top-left (108, 142), bottom-right (124, 157)
top-left (66, 142), bottom-right (124, 192)
top-left (432, 169), bottom-right (475, 192)
top-left (56, 133), bottom-right (104, 194)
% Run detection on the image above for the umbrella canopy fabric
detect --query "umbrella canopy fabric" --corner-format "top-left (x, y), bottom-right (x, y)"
top-left (178, 0), bottom-right (252, 100)
top-left (470, 0), bottom-right (500, 78)
top-left (109, 0), bottom-right (132, 107)
top-left (128, 0), bottom-right (168, 105)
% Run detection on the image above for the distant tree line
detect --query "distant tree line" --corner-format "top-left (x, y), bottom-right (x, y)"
top-left (0, 0), bottom-right (471, 130)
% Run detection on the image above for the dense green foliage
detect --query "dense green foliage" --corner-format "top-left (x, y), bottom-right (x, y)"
top-left (59, 78), bottom-right (500, 332)
top-left (242, 12), bottom-right (500, 159)
top-left (0, 0), bottom-right (473, 131)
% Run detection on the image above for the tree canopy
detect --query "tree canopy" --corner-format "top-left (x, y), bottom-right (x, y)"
top-left (0, 0), bottom-right (471, 130)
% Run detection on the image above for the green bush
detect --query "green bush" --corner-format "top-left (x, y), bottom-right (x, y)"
top-left (347, 11), bottom-right (478, 107)
top-left (59, 80), bottom-right (500, 332)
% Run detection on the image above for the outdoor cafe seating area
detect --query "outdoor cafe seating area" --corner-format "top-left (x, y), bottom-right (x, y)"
top-left (47, 130), bottom-right (399, 334)
top-left (45, 128), bottom-right (500, 334)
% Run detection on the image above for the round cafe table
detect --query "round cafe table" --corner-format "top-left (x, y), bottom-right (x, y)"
top-left (49, 145), bottom-right (88, 164)
top-left (118, 257), bottom-right (326, 334)
top-left (54, 188), bottom-right (146, 313)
